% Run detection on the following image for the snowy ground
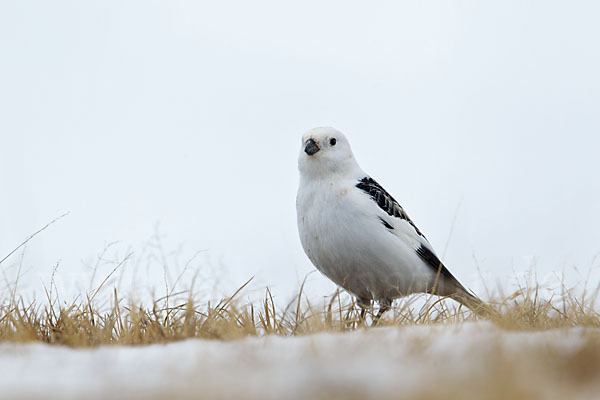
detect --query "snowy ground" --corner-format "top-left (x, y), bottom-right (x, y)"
top-left (1, 322), bottom-right (599, 400)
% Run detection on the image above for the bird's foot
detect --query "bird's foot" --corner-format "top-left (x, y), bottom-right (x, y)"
top-left (372, 299), bottom-right (391, 326)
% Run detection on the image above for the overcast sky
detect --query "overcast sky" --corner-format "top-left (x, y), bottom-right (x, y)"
top-left (1, 1), bottom-right (599, 303)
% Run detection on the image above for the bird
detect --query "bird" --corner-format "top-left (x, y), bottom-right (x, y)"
top-left (296, 127), bottom-right (489, 322)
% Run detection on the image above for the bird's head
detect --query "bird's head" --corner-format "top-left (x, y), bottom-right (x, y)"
top-left (298, 127), bottom-right (360, 179)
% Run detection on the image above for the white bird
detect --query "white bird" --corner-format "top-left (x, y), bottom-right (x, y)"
top-left (296, 127), bottom-right (488, 321)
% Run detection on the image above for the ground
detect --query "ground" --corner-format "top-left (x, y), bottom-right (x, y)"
top-left (3, 322), bottom-right (600, 400)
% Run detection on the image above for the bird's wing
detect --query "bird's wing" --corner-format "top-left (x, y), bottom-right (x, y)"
top-left (355, 177), bottom-right (426, 239)
top-left (355, 176), bottom-right (466, 292)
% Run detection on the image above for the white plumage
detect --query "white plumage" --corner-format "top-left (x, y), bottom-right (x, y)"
top-left (296, 127), bottom-right (486, 319)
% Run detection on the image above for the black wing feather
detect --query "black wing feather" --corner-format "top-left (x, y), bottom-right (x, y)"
top-left (356, 177), bottom-right (425, 238)
top-left (415, 244), bottom-right (458, 284)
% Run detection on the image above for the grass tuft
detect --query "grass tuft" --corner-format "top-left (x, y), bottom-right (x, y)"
top-left (0, 274), bottom-right (598, 347)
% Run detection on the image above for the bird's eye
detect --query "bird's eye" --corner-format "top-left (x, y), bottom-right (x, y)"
top-left (330, 138), bottom-right (337, 146)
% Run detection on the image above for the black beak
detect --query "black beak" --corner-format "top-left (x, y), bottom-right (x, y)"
top-left (305, 139), bottom-right (320, 156)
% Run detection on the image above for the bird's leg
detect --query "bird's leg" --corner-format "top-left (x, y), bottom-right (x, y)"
top-left (372, 298), bottom-right (392, 326)
top-left (356, 297), bottom-right (371, 325)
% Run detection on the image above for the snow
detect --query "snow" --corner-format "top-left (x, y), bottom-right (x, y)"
top-left (1, 322), bottom-right (599, 399)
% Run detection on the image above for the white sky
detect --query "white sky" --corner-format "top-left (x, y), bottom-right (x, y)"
top-left (1, 1), bottom-right (599, 303)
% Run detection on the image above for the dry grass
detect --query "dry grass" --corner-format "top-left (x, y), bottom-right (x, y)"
top-left (0, 271), bottom-right (598, 347)
top-left (0, 215), bottom-right (599, 347)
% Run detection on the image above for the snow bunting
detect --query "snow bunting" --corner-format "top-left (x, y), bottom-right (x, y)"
top-left (296, 127), bottom-right (488, 321)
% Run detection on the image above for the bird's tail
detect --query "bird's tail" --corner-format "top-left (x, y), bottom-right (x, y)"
top-left (450, 290), bottom-right (497, 318)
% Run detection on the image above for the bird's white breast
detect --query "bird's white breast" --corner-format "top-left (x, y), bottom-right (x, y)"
top-left (296, 176), bottom-right (434, 301)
